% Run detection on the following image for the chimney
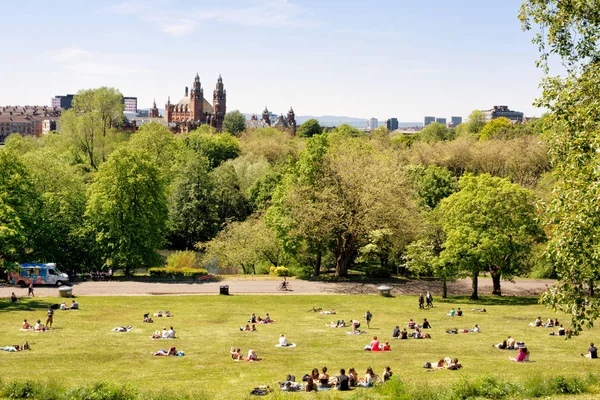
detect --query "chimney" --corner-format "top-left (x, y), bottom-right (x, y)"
top-left (185, 86), bottom-right (189, 97)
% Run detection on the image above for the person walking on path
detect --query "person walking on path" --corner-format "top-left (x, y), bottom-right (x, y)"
top-left (364, 310), bottom-right (372, 329)
top-left (28, 283), bottom-right (34, 297)
top-left (418, 294), bottom-right (425, 309)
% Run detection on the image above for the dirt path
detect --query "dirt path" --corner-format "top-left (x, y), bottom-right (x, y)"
top-left (0, 278), bottom-right (555, 298)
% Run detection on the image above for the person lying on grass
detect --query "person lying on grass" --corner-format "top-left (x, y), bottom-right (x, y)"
top-left (495, 340), bottom-right (508, 349)
top-left (382, 366), bottom-right (393, 381)
top-left (510, 347), bottom-right (530, 362)
top-left (319, 309), bottom-right (336, 315)
top-left (112, 326), bottom-right (132, 332)
top-left (326, 320), bottom-right (346, 328)
top-left (153, 346), bottom-right (178, 356)
top-left (447, 357), bottom-right (462, 370)
top-left (1, 344), bottom-right (22, 352)
top-left (258, 313), bottom-right (274, 323)
top-left (153, 310), bottom-right (173, 317)
top-left (471, 308), bottom-right (487, 312)
top-left (143, 313), bottom-right (154, 323)
top-left (240, 324), bottom-right (257, 331)
top-left (230, 347), bottom-right (243, 360)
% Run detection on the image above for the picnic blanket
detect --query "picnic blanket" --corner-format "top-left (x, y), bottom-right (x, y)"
top-left (275, 343), bottom-right (297, 348)
top-left (346, 331), bottom-right (367, 335)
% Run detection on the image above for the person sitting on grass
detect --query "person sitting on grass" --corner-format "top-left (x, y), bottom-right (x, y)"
top-left (447, 358), bottom-right (462, 370)
top-left (263, 313), bottom-right (273, 323)
top-left (357, 367), bottom-right (378, 388)
top-left (381, 341), bottom-right (391, 351)
top-left (248, 313), bottom-right (257, 323)
top-left (34, 319), bottom-right (47, 331)
top-left (22, 319), bottom-right (31, 330)
top-left (336, 368), bottom-right (350, 391)
top-left (435, 358), bottom-right (445, 369)
top-left (456, 308), bottom-right (463, 316)
top-left (447, 308), bottom-right (456, 317)
top-left (366, 336), bottom-right (380, 351)
top-left (151, 330), bottom-right (162, 339)
top-left (348, 368), bottom-right (358, 387)
top-left (400, 328), bottom-right (408, 339)
top-left (529, 317), bottom-right (543, 327)
top-left (507, 336), bottom-right (516, 349)
top-left (470, 324), bottom-right (480, 333)
top-left (23, 341), bottom-right (30, 350)
top-left (408, 319), bottom-right (416, 329)
top-left (153, 346), bottom-right (178, 356)
top-left (230, 347), bottom-right (243, 360)
top-left (554, 318), bottom-right (560, 327)
top-left (582, 343), bottom-right (598, 359)
top-left (305, 377), bottom-right (317, 392)
top-left (318, 367), bottom-right (331, 388)
top-left (10, 293), bottom-right (18, 303)
top-left (544, 318), bottom-right (554, 328)
top-left (143, 313), bottom-right (154, 323)
top-left (251, 324), bottom-right (257, 331)
top-left (495, 340), bottom-right (508, 349)
top-left (510, 347), bottom-right (530, 362)
top-left (422, 318), bottom-right (432, 329)
top-left (382, 366), bottom-right (393, 381)
top-left (166, 326), bottom-right (175, 338)
top-left (60, 302), bottom-right (67, 310)
top-left (392, 326), bottom-right (400, 338)
top-left (278, 334), bottom-right (290, 347)
top-left (247, 349), bottom-right (262, 361)
top-left (337, 320), bottom-right (346, 327)
top-left (557, 324), bottom-right (566, 336)
top-left (310, 368), bottom-right (320, 381)
top-left (69, 300), bottom-right (79, 310)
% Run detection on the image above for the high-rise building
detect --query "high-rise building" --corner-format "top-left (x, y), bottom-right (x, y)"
top-left (386, 118), bottom-right (398, 131)
top-left (369, 118), bottom-right (378, 130)
top-left (435, 117), bottom-right (447, 125)
top-left (424, 116), bottom-right (435, 126)
top-left (451, 116), bottom-right (463, 126)
top-left (123, 97), bottom-right (137, 113)
top-left (483, 105), bottom-right (523, 123)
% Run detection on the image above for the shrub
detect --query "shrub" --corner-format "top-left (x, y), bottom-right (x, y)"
top-left (148, 267), bottom-right (208, 279)
top-left (165, 251), bottom-right (198, 269)
top-left (365, 266), bottom-right (391, 278)
top-left (4, 380), bottom-right (40, 399)
top-left (269, 266), bottom-right (290, 277)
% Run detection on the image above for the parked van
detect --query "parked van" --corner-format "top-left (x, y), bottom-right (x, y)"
top-left (8, 263), bottom-right (69, 287)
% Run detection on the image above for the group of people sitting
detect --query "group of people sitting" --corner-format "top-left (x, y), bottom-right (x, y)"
top-left (151, 327), bottom-right (176, 339)
top-left (446, 325), bottom-right (480, 334)
top-left (248, 313), bottom-right (274, 324)
top-left (59, 300), bottom-right (79, 310)
top-left (530, 316), bottom-right (559, 328)
top-left (21, 319), bottom-right (48, 332)
top-left (143, 313), bottom-right (154, 323)
top-left (407, 318), bottom-right (431, 330)
top-left (230, 348), bottom-right (263, 361)
top-left (392, 325), bottom-right (431, 339)
top-left (446, 308), bottom-right (463, 317)
top-left (326, 320), bottom-right (347, 328)
top-left (153, 310), bottom-right (173, 318)
top-left (1, 342), bottom-right (30, 352)
top-left (494, 336), bottom-right (522, 350)
top-left (363, 336), bottom-right (391, 351)
top-left (425, 357), bottom-right (462, 370)
top-left (280, 366), bottom-right (392, 392)
top-left (240, 324), bottom-right (257, 331)
top-left (153, 346), bottom-right (184, 356)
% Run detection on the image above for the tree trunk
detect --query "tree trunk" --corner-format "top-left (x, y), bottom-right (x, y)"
top-left (491, 268), bottom-right (502, 296)
top-left (313, 251), bottom-right (321, 277)
top-left (335, 233), bottom-right (355, 277)
top-left (589, 280), bottom-right (595, 297)
top-left (471, 271), bottom-right (479, 300)
top-left (442, 277), bottom-right (448, 299)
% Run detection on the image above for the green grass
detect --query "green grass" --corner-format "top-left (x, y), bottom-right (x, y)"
top-left (1, 294), bottom-right (599, 399)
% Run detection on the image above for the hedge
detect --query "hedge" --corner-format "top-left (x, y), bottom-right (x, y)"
top-left (148, 267), bottom-right (209, 279)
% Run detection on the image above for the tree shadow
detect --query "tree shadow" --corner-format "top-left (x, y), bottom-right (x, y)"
top-left (436, 295), bottom-right (541, 306)
top-left (0, 299), bottom-right (56, 313)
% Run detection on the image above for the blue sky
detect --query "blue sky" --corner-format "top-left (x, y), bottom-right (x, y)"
top-left (0, 0), bottom-right (544, 121)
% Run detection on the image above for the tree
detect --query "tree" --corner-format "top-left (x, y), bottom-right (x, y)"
top-left (210, 164), bottom-right (252, 223)
top-left (479, 117), bottom-right (513, 140)
top-left (520, 0), bottom-right (600, 332)
top-left (127, 122), bottom-right (178, 175)
top-left (86, 148), bottom-right (168, 274)
top-left (200, 215), bottom-right (283, 274)
top-left (297, 119), bottom-right (322, 138)
top-left (167, 156), bottom-right (219, 249)
top-left (184, 130), bottom-right (240, 169)
top-left (408, 165), bottom-right (457, 210)
top-left (467, 110), bottom-right (487, 135)
top-left (417, 122), bottom-right (449, 143)
top-left (0, 197), bottom-right (25, 272)
top-left (223, 110), bottom-right (247, 137)
top-left (439, 174), bottom-right (543, 299)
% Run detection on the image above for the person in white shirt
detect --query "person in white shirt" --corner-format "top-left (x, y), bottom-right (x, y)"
top-left (167, 326), bottom-right (175, 338)
top-left (161, 328), bottom-right (169, 339)
top-left (279, 334), bottom-right (288, 347)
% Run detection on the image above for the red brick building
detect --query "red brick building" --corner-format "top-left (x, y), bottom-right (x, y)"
top-left (165, 73), bottom-right (226, 132)
top-left (0, 105), bottom-right (62, 143)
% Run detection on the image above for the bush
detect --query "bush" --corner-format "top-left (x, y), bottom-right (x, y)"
top-left (269, 266), bottom-right (290, 277)
top-left (4, 380), bottom-right (40, 399)
top-left (148, 267), bottom-right (208, 279)
top-left (365, 266), bottom-right (391, 278)
top-left (165, 251), bottom-right (198, 269)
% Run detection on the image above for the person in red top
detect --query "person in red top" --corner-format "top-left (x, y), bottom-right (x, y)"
top-left (370, 336), bottom-right (380, 351)
top-left (382, 341), bottom-right (391, 351)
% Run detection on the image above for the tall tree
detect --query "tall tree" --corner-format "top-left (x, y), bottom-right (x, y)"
top-left (478, 117), bottom-right (513, 140)
top-left (296, 119), bottom-right (322, 138)
top-left (520, 0), bottom-right (600, 331)
top-left (184, 130), bottom-right (240, 169)
top-left (86, 148), bottom-right (167, 274)
top-left (467, 110), bottom-right (487, 135)
top-left (222, 110), bottom-right (247, 137)
top-left (0, 197), bottom-right (25, 272)
top-left (439, 174), bottom-right (543, 299)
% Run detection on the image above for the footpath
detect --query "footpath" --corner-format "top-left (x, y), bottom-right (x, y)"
top-left (0, 278), bottom-right (555, 297)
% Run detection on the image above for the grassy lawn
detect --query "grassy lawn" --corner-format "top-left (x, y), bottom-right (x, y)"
top-left (1, 294), bottom-right (599, 399)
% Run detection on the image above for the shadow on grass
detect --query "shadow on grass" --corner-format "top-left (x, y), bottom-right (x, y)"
top-left (0, 298), bottom-right (55, 313)
top-left (436, 295), bottom-right (541, 306)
